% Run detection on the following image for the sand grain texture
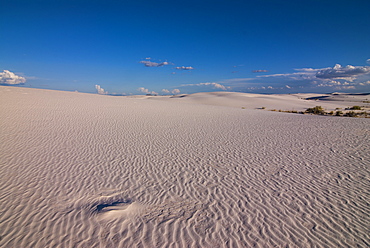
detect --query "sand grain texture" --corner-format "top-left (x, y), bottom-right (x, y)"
top-left (0, 86), bottom-right (369, 247)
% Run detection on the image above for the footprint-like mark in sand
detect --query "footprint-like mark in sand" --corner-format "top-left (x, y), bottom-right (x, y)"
top-left (90, 195), bottom-right (145, 221)
top-left (95, 200), bottom-right (132, 213)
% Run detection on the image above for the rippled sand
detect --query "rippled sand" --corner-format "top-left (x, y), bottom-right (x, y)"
top-left (1, 86), bottom-right (369, 247)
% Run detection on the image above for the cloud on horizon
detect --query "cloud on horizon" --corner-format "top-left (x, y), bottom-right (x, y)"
top-left (162, 88), bottom-right (180, 94)
top-left (95, 85), bottom-right (107, 94)
top-left (0, 70), bottom-right (26, 85)
top-left (212, 64), bottom-right (370, 93)
top-left (316, 64), bottom-right (370, 80)
top-left (138, 87), bottom-right (158, 95)
top-left (181, 82), bottom-right (229, 91)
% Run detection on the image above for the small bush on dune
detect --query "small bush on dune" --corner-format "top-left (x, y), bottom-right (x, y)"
top-left (345, 111), bottom-right (358, 117)
top-left (346, 106), bottom-right (362, 110)
top-left (305, 106), bottom-right (325, 115)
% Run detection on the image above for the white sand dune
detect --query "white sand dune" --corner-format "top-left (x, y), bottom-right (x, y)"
top-left (162, 91), bottom-right (370, 112)
top-left (0, 86), bottom-right (369, 247)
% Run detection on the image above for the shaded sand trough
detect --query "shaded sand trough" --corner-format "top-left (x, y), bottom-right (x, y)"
top-left (0, 86), bottom-right (369, 247)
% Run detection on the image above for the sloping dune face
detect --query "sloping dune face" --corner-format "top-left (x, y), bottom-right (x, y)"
top-left (0, 86), bottom-right (369, 247)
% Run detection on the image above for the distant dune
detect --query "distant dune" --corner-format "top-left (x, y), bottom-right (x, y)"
top-left (165, 91), bottom-right (370, 112)
top-left (1, 86), bottom-right (369, 247)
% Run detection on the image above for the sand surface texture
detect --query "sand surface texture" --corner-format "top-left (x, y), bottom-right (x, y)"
top-left (1, 86), bottom-right (369, 247)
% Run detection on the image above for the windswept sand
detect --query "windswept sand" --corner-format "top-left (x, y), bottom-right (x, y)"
top-left (1, 86), bottom-right (369, 247)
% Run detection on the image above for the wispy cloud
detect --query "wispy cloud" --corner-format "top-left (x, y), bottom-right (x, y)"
top-left (175, 66), bottom-right (194, 70)
top-left (139, 60), bottom-right (169, 67)
top-left (252, 70), bottom-right (268, 73)
top-left (95, 85), bottom-right (107, 95)
top-left (0, 70), bottom-right (26, 85)
top-left (294, 68), bottom-right (323, 72)
top-left (257, 70), bottom-right (317, 80)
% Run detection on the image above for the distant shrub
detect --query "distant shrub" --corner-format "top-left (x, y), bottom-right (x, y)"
top-left (345, 111), bottom-right (358, 117)
top-left (335, 111), bottom-right (343, 116)
top-left (305, 106), bottom-right (325, 115)
top-left (345, 106), bottom-right (362, 110)
top-left (261, 107), bottom-right (266, 109)
top-left (328, 111), bottom-right (334, 115)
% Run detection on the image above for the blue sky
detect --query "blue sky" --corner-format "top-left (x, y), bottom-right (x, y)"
top-left (1, 0), bottom-right (370, 95)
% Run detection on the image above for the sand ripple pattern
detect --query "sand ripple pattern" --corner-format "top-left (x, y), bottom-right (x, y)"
top-left (1, 87), bottom-right (369, 247)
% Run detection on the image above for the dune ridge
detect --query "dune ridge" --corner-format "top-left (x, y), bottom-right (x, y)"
top-left (0, 86), bottom-right (369, 247)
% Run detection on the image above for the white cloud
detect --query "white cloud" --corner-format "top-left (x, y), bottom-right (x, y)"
top-left (358, 81), bottom-right (370, 86)
top-left (95, 85), bottom-right (107, 95)
top-left (328, 80), bottom-right (342, 85)
top-left (293, 68), bottom-right (324, 72)
top-left (138, 87), bottom-right (157, 95)
top-left (138, 87), bottom-right (150, 93)
top-left (175, 66), bottom-right (194, 70)
top-left (169, 63), bottom-right (370, 93)
top-left (181, 82), bottom-right (229, 90)
top-left (140, 60), bottom-right (169, 67)
top-left (316, 64), bottom-right (370, 79)
top-left (315, 80), bottom-right (362, 91)
top-left (161, 88), bottom-right (181, 94)
top-left (171, 89), bottom-right (180, 94)
top-left (0, 70), bottom-right (26, 85)
top-left (367, 59), bottom-right (370, 64)
top-left (342, 86), bottom-right (356, 89)
top-left (201, 82), bottom-right (228, 90)
top-left (252, 70), bottom-right (268, 73)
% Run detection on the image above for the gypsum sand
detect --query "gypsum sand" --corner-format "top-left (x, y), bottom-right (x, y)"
top-left (0, 86), bottom-right (369, 247)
